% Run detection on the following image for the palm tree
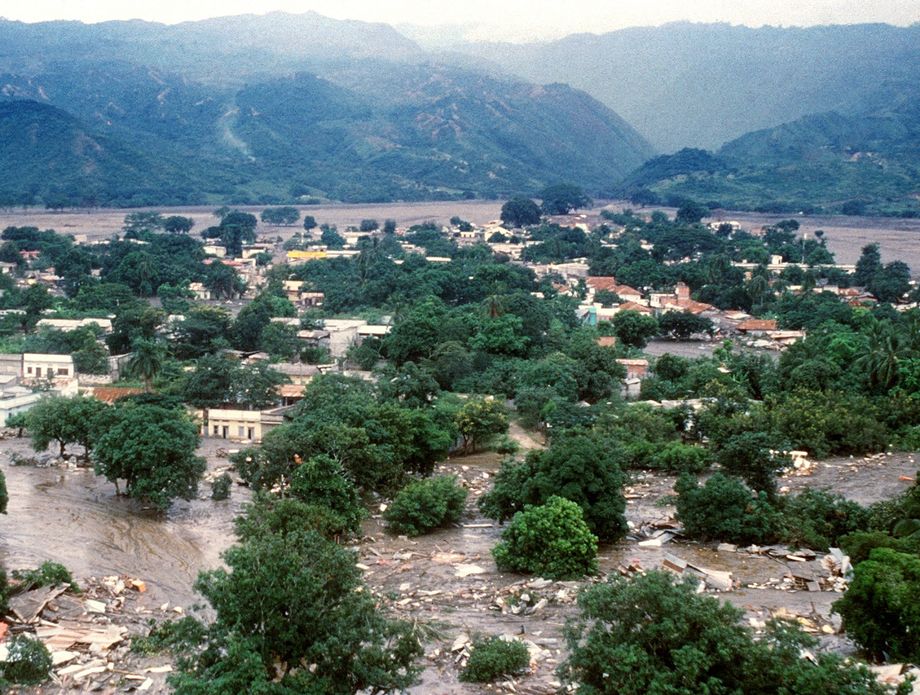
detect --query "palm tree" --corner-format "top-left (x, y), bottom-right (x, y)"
top-left (127, 339), bottom-right (166, 392)
top-left (854, 320), bottom-right (903, 392)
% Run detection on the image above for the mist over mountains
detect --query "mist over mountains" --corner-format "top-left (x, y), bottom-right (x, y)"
top-left (0, 13), bottom-right (917, 212)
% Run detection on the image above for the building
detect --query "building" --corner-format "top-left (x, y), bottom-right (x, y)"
top-left (188, 282), bottom-right (212, 301)
top-left (36, 317), bottom-right (113, 334)
top-left (22, 354), bottom-right (75, 381)
top-left (198, 407), bottom-right (289, 443)
top-left (0, 385), bottom-right (42, 426)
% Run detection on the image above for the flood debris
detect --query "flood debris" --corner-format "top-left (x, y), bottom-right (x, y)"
top-left (0, 574), bottom-right (179, 690)
top-left (660, 553), bottom-right (734, 591)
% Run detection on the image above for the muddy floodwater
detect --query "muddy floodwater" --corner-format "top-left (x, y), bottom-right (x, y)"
top-left (0, 432), bottom-right (916, 693)
top-left (0, 438), bottom-right (248, 606)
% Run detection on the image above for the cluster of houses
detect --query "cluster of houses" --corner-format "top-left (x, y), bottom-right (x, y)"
top-left (1, 209), bottom-right (913, 442)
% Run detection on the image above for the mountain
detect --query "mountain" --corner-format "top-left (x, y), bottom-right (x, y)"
top-left (0, 100), bottom-right (236, 207)
top-left (447, 23), bottom-right (920, 152)
top-left (0, 13), bottom-right (423, 82)
top-left (0, 14), bottom-right (654, 207)
top-left (617, 97), bottom-right (920, 216)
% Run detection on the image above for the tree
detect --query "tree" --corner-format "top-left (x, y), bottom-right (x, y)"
top-left (359, 219), bottom-right (379, 232)
top-left (854, 243), bottom-right (882, 287)
top-left (163, 216), bottom-right (195, 234)
top-left (260, 206), bottom-right (300, 226)
top-left (384, 476), bottom-right (467, 536)
top-left (93, 404), bottom-right (205, 509)
top-left (500, 198), bottom-right (542, 228)
top-left (182, 355), bottom-right (287, 410)
top-left (869, 261), bottom-right (911, 303)
top-left (20, 284), bottom-right (53, 332)
top-left (539, 184), bottom-right (591, 215)
top-left (675, 473), bottom-right (782, 544)
top-left (302, 215), bottom-right (317, 231)
top-left (611, 310), bottom-right (658, 348)
top-left (321, 226), bottom-right (346, 249)
top-left (480, 430), bottom-right (628, 541)
top-left (561, 571), bottom-right (898, 695)
top-left (288, 454), bottom-right (365, 535)
top-left (383, 219), bottom-right (397, 234)
top-left (174, 306), bottom-right (233, 358)
top-left (259, 322), bottom-right (300, 361)
top-left (126, 338), bottom-right (167, 392)
top-left (0, 468), bottom-right (8, 514)
top-left (715, 431), bottom-right (786, 496)
top-left (175, 529), bottom-right (422, 692)
top-left (203, 261), bottom-right (244, 300)
top-left (27, 395), bottom-right (110, 459)
top-left (675, 199), bottom-right (710, 224)
top-left (492, 496), bottom-right (598, 579)
top-left (218, 212), bottom-right (258, 257)
top-left (834, 548), bottom-right (920, 663)
top-left (123, 211), bottom-right (164, 237)
top-left (454, 398), bottom-right (508, 453)
top-left (658, 311), bottom-right (714, 339)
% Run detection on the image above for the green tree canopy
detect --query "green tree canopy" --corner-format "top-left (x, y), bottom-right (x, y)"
top-left (175, 528), bottom-right (421, 693)
top-left (539, 184), bottom-right (591, 215)
top-left (500, 198), bottom-right (542, 228)
top-left (93, 403), bottom-right (205, 509)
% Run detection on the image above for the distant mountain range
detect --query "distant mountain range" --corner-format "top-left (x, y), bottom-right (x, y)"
top-left (0, 14), bottom-right (917, 213)
top-left (0, 14), bottom-right (653, 207)
top-left (616, 95), bottom-right (920, 215)
top-left (449, 22), bottom-right (920, 153)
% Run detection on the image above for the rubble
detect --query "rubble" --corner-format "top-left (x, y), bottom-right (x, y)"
top-left (660, 553), bottom-right (734, 591)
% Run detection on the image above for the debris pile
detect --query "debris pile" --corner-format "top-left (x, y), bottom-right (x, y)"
top-left (660, 552), bottom-right (734, 591)
top-left (0, 574), bottom-right (179, 691)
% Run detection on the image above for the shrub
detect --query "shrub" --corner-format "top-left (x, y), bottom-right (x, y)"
top-left (649, 442), bottom-right (711, 473)
top-left (0, 569), bottom-right (9, 616)
top-left (675, 473), bottom-right (783, 545)
top-left (384, 476), bottom-right (467, 536)
top-left (236, 494), bottom-right (356, 542)
top-left (492, 497), bottom-right (598, 580)
top-left (480, 430), bottom-right (627, 541)
top-left (714, 431), bottom-right (785, 496)
top-left (132, 616), bottom-right (208, 655)
top-left (460, 637), bottom-right (530, 683)
top-left (833, 548), bottom-right (920, 662)
top-left (561, 571), bottom-right (902, 695)
top-left (289, 454), bottom-right (365, 535)
top-left (1, 635), bottom-right (52, 685)
top-left (0, 468), bottom-right (7, 513)
top-left (781, 489), bottom-right (868, 551)
top-left (12, 561), bottom-right (79, 592)
top-left (840, 531), bottom-right (920, 565)
top-left (210, 473), bottom-right (232, 501)
top-left (867, 472), bottom-right (920, 535)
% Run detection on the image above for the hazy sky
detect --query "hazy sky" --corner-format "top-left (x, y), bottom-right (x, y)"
top-left (3, 0), bottom-right (918, 41)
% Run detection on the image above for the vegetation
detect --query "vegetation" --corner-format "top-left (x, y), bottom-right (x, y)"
top-left (480, 430), bottom-right (627, 541)
top-left (289, 455), bottom-right (365, 536)
top-left (492, 496), bottom-right (598, 580)
top-left (460, 637), bottom-right (530, 683)
top-left (384, 475), bottom-right (467, 537)
top-left (1, 635), bottom-right (53, 686)
top-left (171, 519), bottom-right (422, 693)
top-left (93, 403), bottom-right (205, 510)
top-left (561, 571), bottom-right (906, 694)
top-left (12, 561), bottom-right (79, 592)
